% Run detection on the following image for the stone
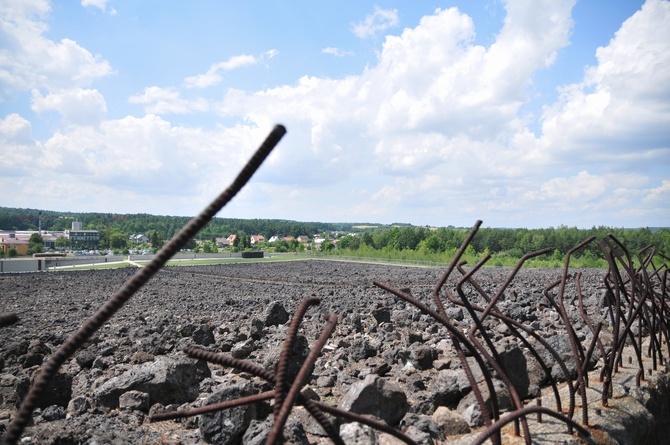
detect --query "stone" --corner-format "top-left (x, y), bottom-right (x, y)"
top-left (429, 369), bottom-right (471, 408)
top-left (75, 349), bottom-right (98, 368)
top-left (119, 390), bottom-right (150, 412)
top-left (192, 324), bottom-right (216, 346)
top-left (264, 301), bottom-right (289, 326)
top-left (41, 405), bottom-right (66, 421)
top-left (460, 402), bottom-right (484, 427)
top-left (372, 308), bottom-right (391, 324)
top-left (66, 395), bottom-right (90, 417)
top-left (349, 338), bottom-right (377, 362)
top-left (409, 344), bottom-right (435, 370)
top-left (400, 413), bottom-right (441, 444)
top-left (457, 379), bottom-right (512, 424)
top-left (431, 406), bottom-right (470, 436)
top-left (242, 415), bottom-right (309, 445)
top-left (339, 422), bottom-right (376, 445)
top-left (93, 352), bottom-right (211, 408)
top-left (231, 339), bottom-right (256, 359)
top-left (36, 371), bottom-right (73, 409)
top-left (498, 343), bottom-right (531, 400)
top-left (339, 374), bottom-right (409, 426)
top-left (201, 383), bottom-right (257, 445)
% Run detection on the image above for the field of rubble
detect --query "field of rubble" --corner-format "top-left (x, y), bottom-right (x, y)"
top-left (0, 259), bottom-right (667, 444)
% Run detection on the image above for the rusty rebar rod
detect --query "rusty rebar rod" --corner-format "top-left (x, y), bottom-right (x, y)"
top-left (471, 405), bottom-right (592, 445)
top-left (274, 296), bottom-right (321, 418)
top-left (267, 313), bottom-right (338, 445)
top-left (1, 124), bottom-right (287, 445)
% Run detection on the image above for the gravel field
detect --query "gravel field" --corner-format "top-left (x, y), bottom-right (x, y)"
top-left (0, 259), bottom-right (665, 444)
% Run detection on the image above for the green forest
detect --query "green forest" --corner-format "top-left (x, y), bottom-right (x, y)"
top-left (0, 207), bottom-right (346, 240)
top-left (1, 207), bottom-right (668, 267)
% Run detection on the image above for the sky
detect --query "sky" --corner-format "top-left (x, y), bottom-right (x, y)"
top-left (1, 0), bottom-right (669, 229)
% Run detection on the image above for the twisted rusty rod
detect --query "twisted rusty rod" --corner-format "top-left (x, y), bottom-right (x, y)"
top-left (2, 124), bottom-right (287, 445)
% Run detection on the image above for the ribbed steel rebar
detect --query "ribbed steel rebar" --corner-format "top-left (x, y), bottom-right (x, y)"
top-left (1, 124), bottom-right (286, 445)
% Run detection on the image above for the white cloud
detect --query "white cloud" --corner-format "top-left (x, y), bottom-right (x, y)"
top-left (184, 54), bottom-right (264, 89)
top-left (207, 2), bottom-right (579, 217)
top-left (81, 0), bottom-right (117, 15)
top-left (322, 47), bottom-right (354, 57)
top-left (31, 88), bottom-right (107, 126)
top-left (13, 114), bottom-right (275, 215)
top-left (536, 0), bottom-right (670, 163)
top-left (645, 180), bottom-right (670, 204)
top-left (2, 0), bottom-right (668, 227)
top-left (0, 0), bottom-right (113, 96)
top-left (0, 113), bottom-right (42, 176)
top-left (128, 86), bottom-right (209, 114)
top-left (351, 6), bottom-right (399, 39)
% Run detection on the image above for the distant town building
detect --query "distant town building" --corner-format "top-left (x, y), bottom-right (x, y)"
top-left (250, 235), bottom-right (265, 244)
top-left (0, 232), bottom-right (29, 256)
top-left (66, 219), bottom-right (99, 248)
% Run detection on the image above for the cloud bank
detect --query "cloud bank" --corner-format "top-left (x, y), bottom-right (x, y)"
top-left (0, 0), bottom-right (668, 228)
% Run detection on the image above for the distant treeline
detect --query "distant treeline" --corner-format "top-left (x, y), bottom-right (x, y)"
top-left (0, 207), bottom-right (351, 239)
top-left (1, 207), bottom-right (667, 258)
top-left (334, 225), bottom-right (670, 261)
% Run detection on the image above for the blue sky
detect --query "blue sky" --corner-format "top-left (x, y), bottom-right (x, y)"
top-left (1, 0), bottom-right (668, 229)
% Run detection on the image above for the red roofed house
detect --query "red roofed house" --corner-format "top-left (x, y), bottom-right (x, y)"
top-left (250, 235), bottom-right (265, 245)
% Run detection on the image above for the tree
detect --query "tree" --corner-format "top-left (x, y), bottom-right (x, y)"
top-left (28, 233), bottom-right (44, 255)
top-left (109, 231), bottom-right (127, 250)
top-left (150, 230), bottom-right (164, 250)
top-left (55, 236), bottom-right (70, 250)
top-left (321, 239), bottom-right (335, 252)
top-left (7, 248), bottom-right (18, 258)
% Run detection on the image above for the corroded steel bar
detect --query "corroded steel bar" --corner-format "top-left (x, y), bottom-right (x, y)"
top-left (1, 124), bottom-right (287, 445)
top-left (471, 405), bottom-right (591, 445)
top-left (374, 280), bottom-right (501, 444)
top-left (268, 313), bottom-right (338, 445)
top-left (274, 296), bottom-right (320, 418)
top-left (313, 401), bottom-right (418, 445)
top-left (149, 391), bottom-right (275, 422)
top-left (432, 220), bottom-right (482, 317)
top-left (455, 257), bottom-right (531, 442)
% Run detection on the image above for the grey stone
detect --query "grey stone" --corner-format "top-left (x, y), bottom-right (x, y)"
top-left (445, 307), bottom-right (464, 322)
top-left (119, 390), bottom-right (150, 412)
top-left (192, 324), bottom-right (215, 346)
top-left (400, 413), bottom-right (441, 444)
top-left (429, 369), bottom-right (471, 408)
top-left (41, 405), bottom-right (66, 421)
top-left (457, 379), bottom-right (512, 423)
top-left (264, 301), bottom-right (289, 326)
top-left (93, 352), bottom-right (210, 408)
top-left (349, 338), bottom-right (377, 362)
top-left (66, 395), bottom-right (90, 417)
top-left (231, 339), bottom-right (256, 359)
top-left (498, 344), bottom-right (530, 400)
top-left (409, 345), bottom-right (435, 370)
top-left (339, 422), bottom-right (376, 445)
top-left (0, 372), bottom-right (29, 408)
top-left (372, 308), bottom-right (391, 324)
top-left (431, 406), bottom-right (470, 436)
top-left (460, 403), bottom-right (484, 427)
top-left (200, 383), bottom-right (257, 445)
top-left (242, 415), bottom-right (309, 445)
top-left (37, 371), bottom-right (73, 409)
top-left (339, 374), bottom-right (409, 426)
